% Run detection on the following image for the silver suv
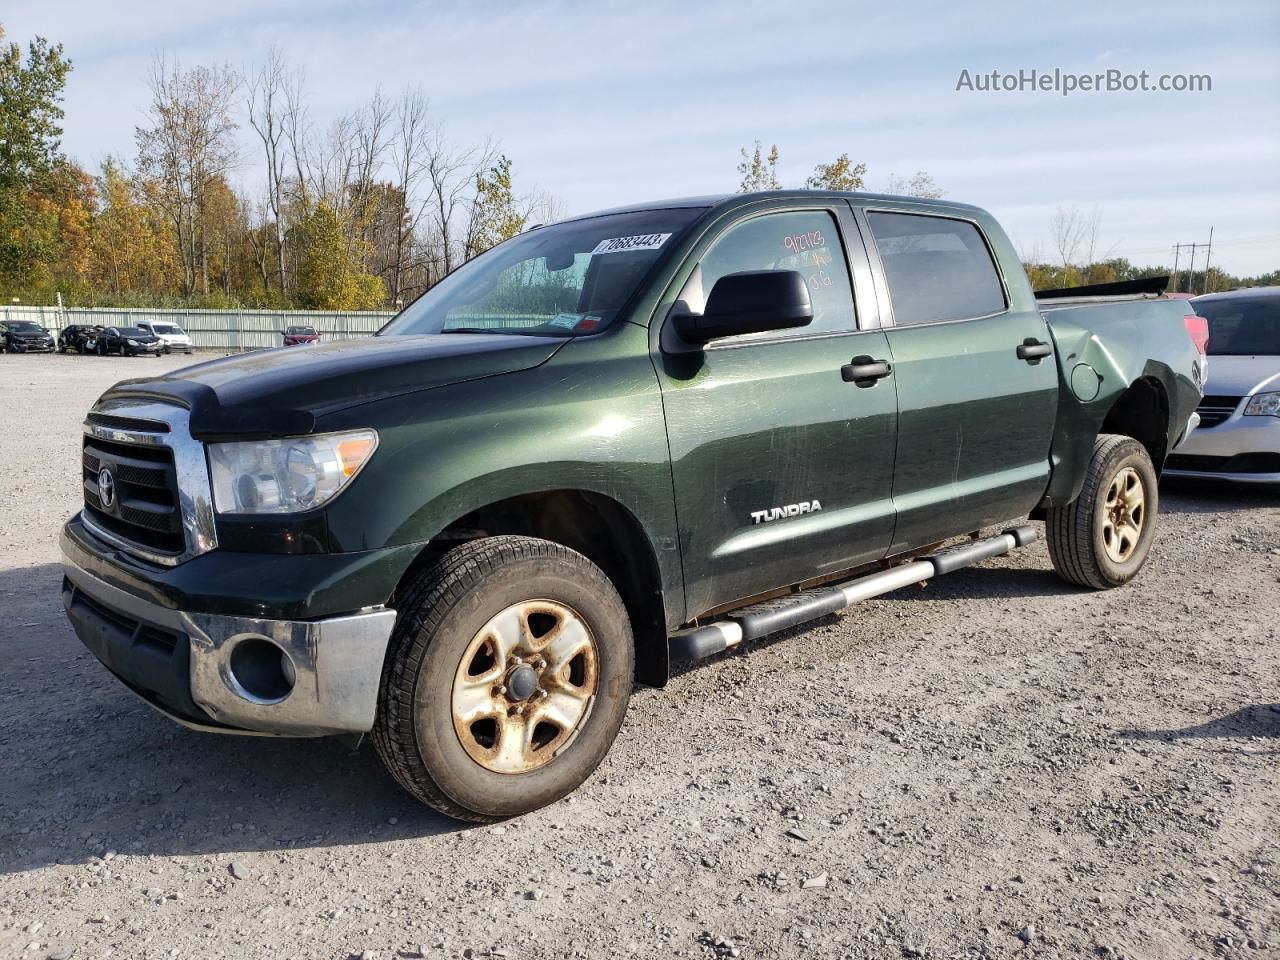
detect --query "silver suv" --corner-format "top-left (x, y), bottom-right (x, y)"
top-left (136, 321), bottom-right (194, 355)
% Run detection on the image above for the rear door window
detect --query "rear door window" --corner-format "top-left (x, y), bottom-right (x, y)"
top-left (867, 212), bottom-right (1006, 326)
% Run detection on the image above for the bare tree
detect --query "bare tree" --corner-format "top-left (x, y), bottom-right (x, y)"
top-left (281, 65), bottom-right (311, 209)
top-left (1049, 204), bottom-right (1089, 272)
top-left (1080, 206), bottom-right (1106, 282)
top-left (423, 128), bottom-right (493, 280)
top-left (1013, 234), bottom-right (1044, 266)
top-left (244, 46), bottom-right (292, 296)
top-left (246, 198), bottom-right (272, 293)
top-left (525, 188), bottom-right (566, 226)
top-left (136, 55), bottom-right (239, 297)
top-left (886, 170), bottom-right (945, 199)
top-left (310, 114), bottom-right (357, 213)
top-left (387, 88), bottom-right (430, 305)
top-left (349, 88), bottom-right (394, 265)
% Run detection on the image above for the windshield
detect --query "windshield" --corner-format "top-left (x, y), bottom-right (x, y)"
top-left (1196, 295), bottom-right (1280, 356)
top-left (5, 322), bottom-right (44, 333)
top-left (119, 327), bottom-right (149, 337)
top-left (151, 324), bottom-right (182, 335)
top-left (287, 326), bottom-right (316, 335)
top-left (380, 207), bottom-right (704, 338)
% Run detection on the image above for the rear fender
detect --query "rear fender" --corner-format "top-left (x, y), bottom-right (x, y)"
top-left (1040, 303), bottom-right (1201, 507)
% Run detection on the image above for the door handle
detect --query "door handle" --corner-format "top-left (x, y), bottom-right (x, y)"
top-left (1016, 339), bottom-right (1053, 363)
top-left (841, 356), bottom-right (892, 386)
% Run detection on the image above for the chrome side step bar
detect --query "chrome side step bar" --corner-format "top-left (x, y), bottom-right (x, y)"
top-left (668, 526), bottom-right (1037, 662)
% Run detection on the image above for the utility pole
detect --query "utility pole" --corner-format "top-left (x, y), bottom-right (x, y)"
top-left (1172, 243), bottom-right (1182, 289)
top-left (1202, 226), bottom-right (1214, 294)
top-left (1185, 242), bottom-right (1197, 295)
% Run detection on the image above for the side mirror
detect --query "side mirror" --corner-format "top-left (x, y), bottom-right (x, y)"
top-left (674, 270), bottom-right (813, 344)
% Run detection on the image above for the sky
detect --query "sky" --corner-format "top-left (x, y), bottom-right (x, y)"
top-left (5, 0), bottom-right (1280, 275)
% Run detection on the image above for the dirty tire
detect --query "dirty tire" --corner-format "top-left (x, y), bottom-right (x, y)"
top-left (373, 536), bottom-right (634, 823)
top-left (1047, 433), bottom-right (1159, 589)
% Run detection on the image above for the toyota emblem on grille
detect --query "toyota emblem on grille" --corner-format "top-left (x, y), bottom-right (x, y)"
top-left (98, 466), bottom-right (116, 508)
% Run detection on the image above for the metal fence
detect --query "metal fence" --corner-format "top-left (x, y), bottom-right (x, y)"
top-left (0, 305), bottom-right (397, 351)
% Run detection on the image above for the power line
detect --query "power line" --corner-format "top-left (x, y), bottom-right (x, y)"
top-left (1111, 234), bottom-right (1280, 256)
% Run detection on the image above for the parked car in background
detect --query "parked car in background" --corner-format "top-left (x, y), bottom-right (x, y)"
top-left (94, 326), bottom-right (164, 357)
top-left (135, 321), bottom-right (194, 354)
top-left (283, 324), bottom-right (320, 346)
top-left (1167, 286), bottom-right (1280, 484)
top-left (1, 320), bottom-right (56, 353)
top-left (59, 324), bottom-right (106, 354)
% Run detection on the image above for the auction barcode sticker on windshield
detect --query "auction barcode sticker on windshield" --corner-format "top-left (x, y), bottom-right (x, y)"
top-left (591, 233), bottom-right (672, 255)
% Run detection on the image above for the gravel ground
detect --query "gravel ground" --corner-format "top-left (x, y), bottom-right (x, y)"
top-left (1, 352), bottom-right (1277, 960)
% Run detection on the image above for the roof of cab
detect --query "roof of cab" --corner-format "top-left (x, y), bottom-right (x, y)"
top-left (557, 189), bottom-right (986, 224)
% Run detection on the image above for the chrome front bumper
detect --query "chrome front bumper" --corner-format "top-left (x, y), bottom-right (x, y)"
top-left (61, 555), bottom-right (397, 737)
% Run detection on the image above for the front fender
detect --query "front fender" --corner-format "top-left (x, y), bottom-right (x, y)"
top-left (318, 325), bottom-right (685, 624)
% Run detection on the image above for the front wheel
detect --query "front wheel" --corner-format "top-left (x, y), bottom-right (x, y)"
top-left (373, 536), bottom-right (634, 822)
top-left (1047, 434), bottom-right (1159, 589)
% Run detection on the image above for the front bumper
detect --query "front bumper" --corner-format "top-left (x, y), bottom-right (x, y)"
top-left (1166, 409), bottom-right (1280, 484)
top-left (61, 519), bottom-right (401, 736)
top-left (9, 339), bottom-right (55, 352)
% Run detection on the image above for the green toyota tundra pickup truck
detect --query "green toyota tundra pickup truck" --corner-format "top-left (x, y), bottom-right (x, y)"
top-left (61, 191), bottom-right (1207, 821)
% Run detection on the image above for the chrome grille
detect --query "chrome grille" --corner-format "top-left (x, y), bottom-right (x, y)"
top-left (80, 401), bottom-right (218, 566)
top-left (83, 437), bottom-right (183, 553)
top-left (1195, 395), bottom-right (1242, 429)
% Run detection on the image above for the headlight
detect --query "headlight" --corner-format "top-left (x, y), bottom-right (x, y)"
top-left (1244, 392), bottom-right (1280, 417)
top-left (127, 338), bottom-right (140, 345)
top-left (208, 430), bottom-right (378, 514)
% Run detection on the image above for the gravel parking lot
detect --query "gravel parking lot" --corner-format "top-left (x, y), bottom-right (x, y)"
top-left (1, 352), bottom-right (1277, 960)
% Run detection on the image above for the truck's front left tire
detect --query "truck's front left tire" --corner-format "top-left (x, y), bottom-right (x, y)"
top-left (373, 536), bottom-right (634, 822)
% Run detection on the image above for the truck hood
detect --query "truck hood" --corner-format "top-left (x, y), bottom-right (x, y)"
top-left (99, 333), bottom-right (565, 440)
top-left (1203, 355), bottom-right (1280, 397)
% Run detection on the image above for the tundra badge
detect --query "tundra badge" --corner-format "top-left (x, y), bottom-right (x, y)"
top-left (750, 500), bottom-right (822, 525)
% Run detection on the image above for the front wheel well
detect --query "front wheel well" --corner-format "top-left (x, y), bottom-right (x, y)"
top-left (1100, 377), bottom-right (1170, 473)
top-left (396, 490), bottom-right (669, 687)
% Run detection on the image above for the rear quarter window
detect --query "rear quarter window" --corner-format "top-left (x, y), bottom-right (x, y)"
top-left (867, 212), bottom-right (1006, 326)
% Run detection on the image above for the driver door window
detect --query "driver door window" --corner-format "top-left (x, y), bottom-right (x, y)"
top-left (688, 210), bottom-right (857, 342)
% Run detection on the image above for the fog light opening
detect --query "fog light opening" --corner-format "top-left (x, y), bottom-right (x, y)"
top-left (227, 637), bottom-right (295, 704)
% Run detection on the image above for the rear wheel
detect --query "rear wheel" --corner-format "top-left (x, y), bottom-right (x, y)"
top-left (373, 536), bottom-right (634, 822)
top-left (1047, 434), bottom-right (1159, 589)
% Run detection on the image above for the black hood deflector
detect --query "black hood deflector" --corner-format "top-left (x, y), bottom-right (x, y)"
top-left (96, 333), bottom-right (566, 441)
